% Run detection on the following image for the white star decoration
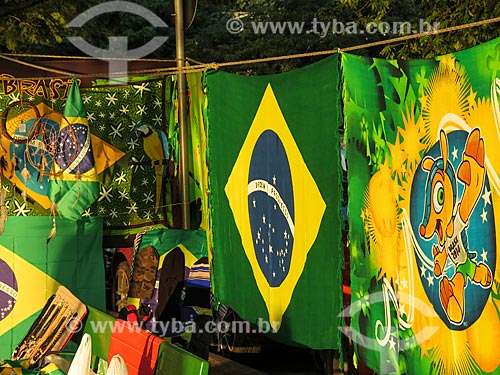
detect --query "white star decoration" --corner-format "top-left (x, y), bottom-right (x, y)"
top-left (98, 186), bottom-right (113, 203)
top-left (119, 105), bottom-right (129, 115)
top-left (143, 191), bottom-right (154, 204)
top-left (420, 263), bottom-right (427, 277)
top-left (127, 138), bottom-right (139, 151)
top-left (153, 114), bottom-right (162, 125)
top-left (114, 171), bottom-right (127, 185)
top-left (8, 93), bottom-right (20, 105)
top-left (118, 190), bottom-right (129, 201)
top-left (482, 188), bottom-right (491, 206)
top-left (143, 210), bottom-right (153, 221)
top-left (133, 83), bottom-right (151, 97)
top-left (110, 122), bottom-right (124, 139)
top-left (481, 248), bottom-right (488, 262)
top-left (130, 156), bottom-right (146, 172)
top-left (128, 121), bottom-right (138, 131)
top-left (127, 202), bottom-right (138, 214)
top-left (106, 92), bottom-right (118, 106)
top-left (481, 208), bottom-right (488, 223)
top-left (451, 146), bottom-right (458, 160)
top-left (426, 273), bottom-right (434, 286)
top-left (14, 200), bottom-right (30, 216)
top-left (136, 104), bottom-right (147, 116)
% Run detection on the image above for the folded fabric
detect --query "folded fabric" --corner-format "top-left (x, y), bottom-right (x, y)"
top-left (43, 354), bottom-right (72, 374)
top-left (0, 360), bottom-right (65, 375)
top-left (0, 359), bottom-right (37, 375)
top-left (39, 363), bottom-right (67, 375)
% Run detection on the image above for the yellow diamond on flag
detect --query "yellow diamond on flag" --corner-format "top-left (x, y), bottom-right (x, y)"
top-left (0, 243), bottom-right (60, 337)
top-left (225, 84), bottom-right (326, 330)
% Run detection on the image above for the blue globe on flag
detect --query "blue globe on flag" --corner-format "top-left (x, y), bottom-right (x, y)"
top-left (0, 258), bottom-right (18, 322)
top-left (248, 130), bottom-right (294, 287)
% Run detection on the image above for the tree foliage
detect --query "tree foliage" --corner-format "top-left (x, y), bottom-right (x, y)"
top-left (0, 0), bottom-right (174, 56)
top-left (0, 0), bottom-right (499, 74)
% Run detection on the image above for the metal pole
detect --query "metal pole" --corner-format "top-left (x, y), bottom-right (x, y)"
top-left (174, 0), bottom-right (190, 229)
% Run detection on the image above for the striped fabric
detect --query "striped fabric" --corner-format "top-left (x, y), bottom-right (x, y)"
top-left (185, 261), bottom-right (210, 289)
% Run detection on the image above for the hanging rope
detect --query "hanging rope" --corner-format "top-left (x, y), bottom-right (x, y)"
top-left (0, 54), bottom-right (74, 76)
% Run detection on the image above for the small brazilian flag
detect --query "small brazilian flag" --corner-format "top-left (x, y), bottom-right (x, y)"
top-left (49, 78), bottom-right (99, 221)
top-left (207, 56), bottom-right (344, 349)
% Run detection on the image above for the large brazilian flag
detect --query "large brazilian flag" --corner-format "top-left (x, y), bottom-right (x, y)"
top-left (207, 56), bottom-right (344, 349)
top-left (344, 38), bottom-right (500, 374)
top-left (0, 217), bottom-right (105, 358)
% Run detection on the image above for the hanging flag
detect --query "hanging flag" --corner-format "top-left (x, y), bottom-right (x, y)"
top-left (0, 102), bottom-right (55, 210)
top-left (0, 216), bottom-right (105, 358)
top-left (48, 78), bottom-right (99, 221)
top-left (187, 72), bottom-right (209, 230)
top-left (343, 38), bottom-right (500, 374)
top-left (90, 134), bottom-right (126, 175)
top-left (207, 56), bottom-right (344, 349)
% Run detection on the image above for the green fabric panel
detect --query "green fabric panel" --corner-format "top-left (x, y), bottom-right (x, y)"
top-left (50, 181), bottom-right (100, 222)
top-left (139, 229), bottom-right (208, 259)
top-left (343, 38), bottom-right (500, 375)
top-left (82, 306), bottom-right (116, 361)
top-left (63, 78), bottom-right (86, 118)
top-left (155, 341), bottom-right (209, 375)
top-left (206, 55), bottom-right (343, 349)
